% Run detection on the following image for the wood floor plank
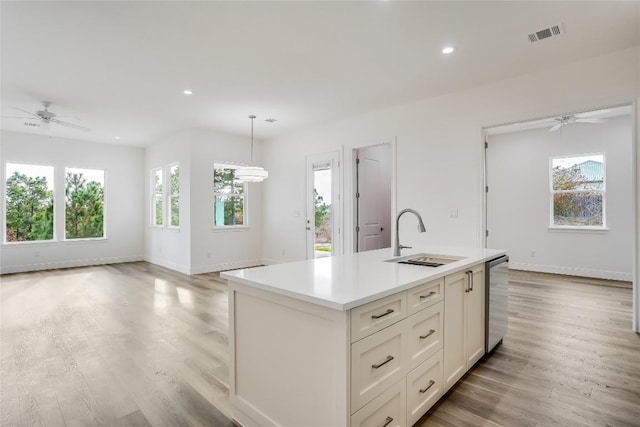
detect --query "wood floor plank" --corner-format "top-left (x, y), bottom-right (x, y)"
top-left (2, 263), bottom-right (638, 426)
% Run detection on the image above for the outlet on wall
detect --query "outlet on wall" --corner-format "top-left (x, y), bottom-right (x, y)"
top-left (207, 252), bottom-right (212, 259)
top-left (530, 250), bottom-right (536, 257)
top-left (33, 251), bottom-right (39, 257)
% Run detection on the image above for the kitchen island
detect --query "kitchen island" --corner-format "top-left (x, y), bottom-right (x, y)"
top-left (222, 246), bottom-right (505, 427)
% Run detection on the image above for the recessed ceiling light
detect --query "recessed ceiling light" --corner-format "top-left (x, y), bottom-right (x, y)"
top-left (183, 89), bottom-right (193, 95)
top-left (442, 46), bottom-right (455, 54)
top-left (114, 136), bottom-right (120, 140)
top-left (264, 118), bottom-right (278, 123)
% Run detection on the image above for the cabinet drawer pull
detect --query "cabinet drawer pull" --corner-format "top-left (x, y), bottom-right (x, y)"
top-left (419, 329), bottom-right (436, 340)
top-left (419, 380), bottom-right (436, 394)
top-left (371, 355), bottom-right (394, 369)
top-left (382, 416), bottom-right (394, 427)
top-left (419, 291), bottom-right (436, 300)
top-left (371, 308), bottom-right (394, 319)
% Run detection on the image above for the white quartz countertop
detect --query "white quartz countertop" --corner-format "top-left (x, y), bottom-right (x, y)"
top-left (221, 246), bottom-right (506, 311)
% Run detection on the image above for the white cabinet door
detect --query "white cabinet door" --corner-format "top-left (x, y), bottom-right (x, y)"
top-left (406, 301), bottom-right (443, 371)
top-left (351, 320), bottom-right (407, 412)
top-left (443, 270), bottom-right (466, 390)
top-left (351, 379), bottom-right (406, 427)
top-left (443, 266), bottom-right (486, 392)
top-left (406, 350), bottom-right (443, 426)
top-left (465, 266), bottom-right (485, 367)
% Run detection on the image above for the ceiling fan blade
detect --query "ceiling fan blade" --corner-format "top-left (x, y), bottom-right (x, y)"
top-left (575, 118), bottom-right (606, 124)
top-left (51, 118), bottom-right (91, 132)
top-left (9, 107), bottom-right (38, 118)
top-left (549, 123), bottom-right (563, 132)
top-left (575, 109), bottom-right (610, 119)
top-left (1, 116), bottom-right (34, 119)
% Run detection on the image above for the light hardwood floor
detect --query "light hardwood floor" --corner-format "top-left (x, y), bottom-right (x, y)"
top-left (1, 263), bottom-right (638, 426)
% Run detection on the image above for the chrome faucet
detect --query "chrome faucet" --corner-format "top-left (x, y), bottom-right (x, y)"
top-left (394, 208), bottom-right (426, 257)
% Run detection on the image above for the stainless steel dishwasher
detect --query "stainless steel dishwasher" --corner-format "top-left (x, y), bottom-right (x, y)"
top-left (485, 255), bottom-right (509, 353)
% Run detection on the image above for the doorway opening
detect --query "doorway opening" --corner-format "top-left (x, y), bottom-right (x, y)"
top-left (482, 103), bottom-right (637, 329)
top-left (353, 143), bottom-right (392, 252)
top-left (306, 151), bottom-right (341, 259)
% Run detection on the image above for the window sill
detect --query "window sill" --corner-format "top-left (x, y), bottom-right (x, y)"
top-left (2, 237), bottom-right (108, 246)
top-left (2, 240), bottom-right (58, 247)
top-left (63, 237), bottom-right (108, 244)
top-left (211, 226), bottom-right (250, 233)
top-left (548, 226), bottom-right (609, 234)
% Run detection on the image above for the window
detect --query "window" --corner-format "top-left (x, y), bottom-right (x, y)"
top-left (550, 154), bottom-right (605, 228)
top-left (65, 168), bottom-right (105, 239)
top-left (4, 163), bottom-right (54, 242)
top-left (214, 164), bottom-right (246, 227)
top-left (168, 164), bottom-right (180, 227)
top-left (152, 168), bottom-right (163, 226)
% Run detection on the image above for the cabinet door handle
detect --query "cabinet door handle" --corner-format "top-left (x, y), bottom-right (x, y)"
top-left (419, 380), bottom-right (436, 394)
top-left (382, 416), bottom-right (394, 427)
top-left (371, 355), bottom-right (394, 369)
top-left (419, 291), bottom-right (436, 300)
top-left (469, 271), bottom-right (474, 291)
top-left (465, 271), bottom-right (472, 292)
top-left (371, 308), bottom-right (394, 319)
top-left (419, 329), bottom-right (436, 340)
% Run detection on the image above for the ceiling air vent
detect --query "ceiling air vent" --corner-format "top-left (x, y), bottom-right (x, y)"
top-left (528, 23), bottom-right (565, 43)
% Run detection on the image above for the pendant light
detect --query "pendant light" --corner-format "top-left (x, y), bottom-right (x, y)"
top-left (235, 115), bottom-right (269, 182)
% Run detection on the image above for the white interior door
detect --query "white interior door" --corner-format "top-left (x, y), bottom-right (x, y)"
top-left (356, 144), bottom-right (392, 252)
top-left (306, 151), bottom-right (341, 259)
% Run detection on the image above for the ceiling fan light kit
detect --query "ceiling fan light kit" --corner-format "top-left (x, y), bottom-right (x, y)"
top-left (235, 115), bottom-right (269, 183)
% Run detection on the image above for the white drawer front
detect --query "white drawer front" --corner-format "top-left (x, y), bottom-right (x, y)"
top-left (351, 320), bottom-right (407, 412)
top-left (407, 301), bottom-right (443, 371)
top-left (351, 378), bottom-right (406, 427)
top-left (407, 278), bottom-right (443, 315)
top-left (406, 350), bottom-right (443, 426)
top-left (351, 292), bottom-right (407, 343)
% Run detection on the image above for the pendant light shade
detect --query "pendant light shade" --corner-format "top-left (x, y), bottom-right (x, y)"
top-left (235, 115), bottom-right (269, 182)
top-left (235, 166), bottom-right (269, 182)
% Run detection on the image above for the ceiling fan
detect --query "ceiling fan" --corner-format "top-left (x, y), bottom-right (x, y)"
top-left (2, 101), bottom-right (91, 132)
top-left (548, 110), bottom-right (608, 132)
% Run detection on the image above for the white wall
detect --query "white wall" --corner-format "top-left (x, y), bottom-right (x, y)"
top-left (262, 48), bottom-right (639, 266)
top-left (0, 131), bottom-right (144, 273)
top-left (144, 129), bottom-right (192, 274)
top-left (189, 128), bottom-right (263, 274)
top-left (487, 115), bottom-right (633, 280)
top-left (143, 128), bottom-right (264, 274)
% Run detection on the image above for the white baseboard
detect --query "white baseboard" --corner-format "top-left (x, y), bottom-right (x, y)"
top-left (510, 262), bottom-right (632, 282)
top-left (144, 256), bottom-right (191, 275)
top-left (0, 255), bottom-right (144, 275)
top-left (190, 259), bottom-right (265, 275)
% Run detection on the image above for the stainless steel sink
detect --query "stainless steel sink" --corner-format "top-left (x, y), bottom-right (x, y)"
top-left (385, 253), bottom-right (466, 267)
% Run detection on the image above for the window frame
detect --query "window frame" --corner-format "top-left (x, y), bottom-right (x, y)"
top-left (213, 162), bottom-right (249, 230)
top-left (549, 153), bottom-right (607, 231)
top-left (151, 167), bottom-right (164, 227)
top-left (63, 166), bottom-right (107, 241)
top-left (167, 162), bottom-right (180, 229)
top-left (3, 161), bottom-right (57, 244)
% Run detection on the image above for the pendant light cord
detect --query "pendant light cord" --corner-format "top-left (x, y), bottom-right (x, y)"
top-left (249, 114), bottom-right (256, 163)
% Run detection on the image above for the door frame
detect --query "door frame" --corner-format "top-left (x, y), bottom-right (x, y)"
top-left (351, 140), bottom-right (397, 254)
top-left (481, 101), bottom-right (639, 332)
top-left (306, 150), bottom-right (343, 259)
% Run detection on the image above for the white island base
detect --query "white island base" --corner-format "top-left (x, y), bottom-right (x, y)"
top-left (223, 247), bottom-right (504, 427)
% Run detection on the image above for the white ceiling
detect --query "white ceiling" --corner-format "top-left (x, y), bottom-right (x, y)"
top-left (1, 1), bottom-right (638, 147)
